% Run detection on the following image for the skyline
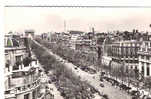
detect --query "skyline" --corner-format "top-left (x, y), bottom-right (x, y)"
top-left (4, 7), bottom-right (151, 34)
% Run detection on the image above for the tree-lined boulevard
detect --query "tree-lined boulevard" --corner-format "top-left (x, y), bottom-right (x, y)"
top-left (31, 38), bottom-right (133, 99)
top-left (31, 39), bottom-right (103, 99)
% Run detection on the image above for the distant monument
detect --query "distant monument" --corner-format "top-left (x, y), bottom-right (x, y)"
top-left (25, 29), bottom-right (35, 38)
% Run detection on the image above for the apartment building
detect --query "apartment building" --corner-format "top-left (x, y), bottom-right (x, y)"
top-left (4, 34), bottom-right (42, 99)
top-left (69, 31), bottom-right (84, 49)
top-left (138, 41), bottom-right (151, 77)
top-left (110, 40), bottom-right (141, 69)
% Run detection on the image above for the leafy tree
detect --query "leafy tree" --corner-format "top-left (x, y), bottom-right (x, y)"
top-left (23, 57), bottom-right (32, 66)
top-left (31, 40), bottom-right (100, 99)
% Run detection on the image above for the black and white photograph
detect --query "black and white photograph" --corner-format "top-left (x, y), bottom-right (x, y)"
top-left (3, 5), bottom-right (151, 99)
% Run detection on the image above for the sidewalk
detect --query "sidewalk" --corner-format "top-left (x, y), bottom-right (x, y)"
top-left (47, 83), bottom-right (64, 99)
top-left (103, 73), bottom-right (151, 98)
top-left (31, 47), bottom-right (63, 99)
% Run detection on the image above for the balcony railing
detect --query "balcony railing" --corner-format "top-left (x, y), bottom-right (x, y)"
top-left (5, 77), bottom-right (41, 98)
top-left (15, 78), bottom-right (41, 94)
top-left (138, 47), bottom-right (151, 55)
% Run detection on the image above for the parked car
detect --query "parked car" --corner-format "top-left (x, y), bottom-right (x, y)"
top-left (100, 78), bottom-right (104, 82)
top-left (100, 72), bottom-right (105, 76)
top-left (130, 90), bottom-right (140, 96)
top-left (102, 94), bottom-right (109, 99)
top-left (80, 66), bottom-right (86, 71)
top-left (74, 67), bottom-right (78, 70)
top-left (89, 69), bottom-right (96, 74)
top-left (100, 83), bottom-right (105, 87)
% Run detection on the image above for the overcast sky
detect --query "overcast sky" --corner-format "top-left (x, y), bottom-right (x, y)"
top-left (4, 7), bottom-right (151, 34)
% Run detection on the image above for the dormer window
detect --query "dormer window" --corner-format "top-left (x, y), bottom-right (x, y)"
top-left (7, 38), bottom-right (13, 47)
top-left (5, 37), bottom-right (20, 47)
top-left (12, 38), bottom-right (19, 47)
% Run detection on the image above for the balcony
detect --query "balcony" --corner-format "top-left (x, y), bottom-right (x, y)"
top-left (15, 78), bottom-right (41, 94)
top-left (5, 66), bottom-right (42, 98)
top-left (138, 47), bottom-right (151, 55)
top-left (5, 78), bottom-right (41, 98)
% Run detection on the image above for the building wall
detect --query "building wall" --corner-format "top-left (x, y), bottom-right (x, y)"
top-left (5, 41), bottom-right (27, 90)
top-left (16, 87), bottom-right (39, 99)
top-left (4, 35), bottom-right (41, 99)
top-left (138, 41), bottom-right (151, 77)
top-left (5, 47), bottom-right (27, 72)
top-left (110, 40), bottom-right (141, 69)
top-left (102, 56), bottom-right (112, 66)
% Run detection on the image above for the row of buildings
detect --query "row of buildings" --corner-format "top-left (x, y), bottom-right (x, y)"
top-left (41, 30), bottom-right (99, 52)
top-left (41, 29), bottom-right (151, 78)
top-left (102, 32), bottom-right (151, 78)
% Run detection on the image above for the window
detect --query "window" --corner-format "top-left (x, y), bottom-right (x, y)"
top-left (129, 60), bottom-right (133, 63)
top-left (24, 93), bottom-right (29, 99)
top-left (131, 66), bottom-right (133, 69)
top-left (130, 48), bottom-right (133, 58)
top-left (146, 56), bottom-right (150, 60)
top-left (13, 65), bottom-right (19, 70)
top-left (32, 91), bottom-right (36, 99)
top-left (16, 56), bottom-right (22, 62)
top-left (7, 38), bottom-right (12, 47)
top-left (133, 60), bottom-right (138, 63)
top-left (142, 66), bottom-right (144, 75)
top-left (12, 38), bottom-right (19, 47)
top-left (125, 60), bottom-right (129, 63)
top-left (126, 47), bottom-right (128, 58)
top-left (147, 64), bottom-right (150, 76)
top-left (145, 42), bottom-right (148, 46)
top-left (121, 46), bottom-right (124, 58)
top-left (12, 72), bottom-right (25, 78)
top-left (141, 55), bottom-right (144, 59)
top-left (135, 47), bottom-right (138, 55)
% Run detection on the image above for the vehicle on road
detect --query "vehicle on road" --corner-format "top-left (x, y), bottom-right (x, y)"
top-left (130, 90), bottom-right (140, 96)
top-left (100, 83), bottom-right (105, 87)
top-left (89, 69), bottom-right (96, 74)
top-left (102, 94), bottom-right (109, 99)
top-left (74, 67), bottom-right (78, 70)
top-left (100, 77), bottom-right (104, 82)
top-left (100, 72), bottom-right (105, 76)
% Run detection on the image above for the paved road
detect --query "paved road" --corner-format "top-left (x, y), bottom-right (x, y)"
top-left (64, 62), bottom-right (132, 99)
top-left (34, 40), bottom-right (132, 99)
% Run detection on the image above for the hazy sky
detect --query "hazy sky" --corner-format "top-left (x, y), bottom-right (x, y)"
top-left (4, 7), bottom-right (151, 34)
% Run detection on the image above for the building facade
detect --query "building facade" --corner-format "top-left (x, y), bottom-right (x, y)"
top-left (138, 41), bottom-right (151, 77)
top-left (75, 39), bottom-right (96, 52)
top-left (4, 34), bottom-right (42, 99)
top-left (110, 40), bottom-right (141, 69)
